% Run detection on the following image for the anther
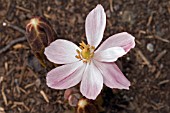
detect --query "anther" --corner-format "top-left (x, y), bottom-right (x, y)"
top-left (75, 41), bottom-right (96, 63)
top-left (76, 49), bottom-right (80, 54)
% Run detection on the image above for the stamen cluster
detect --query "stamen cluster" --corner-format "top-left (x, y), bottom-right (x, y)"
top-left (75, 41), bottom-right (95, 63)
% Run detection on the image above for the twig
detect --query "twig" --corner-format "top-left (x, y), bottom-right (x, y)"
top-left (136, 49), bottom-right (151, 67)
top-left (18, 86), bottom-right (27, 94)
top-left (1, 84), bottom-right (8, 106)
top-left (24, 82), bottom-right (35, 89)
top-left (155, 71), bottom-right (161, 79)
top-left (158, 80), bottom-right (169, 85)
top-left (8, 24), bottom-right (26, 34)
top-left (16, 5), bottom-right (31, 13)
top-left (40, 90), bottom-right (49, 103)
top-left (4, 20), bottom-right (26, 34)
top-left (155, 36), bottom-right (170, 43)
top-left (147, 15), bottom-right (153, 26)
top-left (0, 36), bottom-right (26, 54)
top-left (109, 0), bottom-right (113, 12)
top-left (0, 21), bottom-right (27, 54)
top-left (136, 49), bottom-right (156, 72)
top-left (0, 76), bottom-right (3, 84)
top-left (13, 102), bottom-right (30, 111)
top-left (154, 50), bottom-right (167, 62)
top-left (147, 35), bottom-right (170, 43)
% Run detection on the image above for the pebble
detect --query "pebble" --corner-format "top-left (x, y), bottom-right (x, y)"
top-left (126, 57), bottom-right (130, 61)
top-left (2, 22), bottom-right (7, 26)
top-left (147, 43), bottom-right (154, 52)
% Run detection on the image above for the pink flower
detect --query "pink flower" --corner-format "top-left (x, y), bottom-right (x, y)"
top-left (44, 4), bottom-right (135, 100)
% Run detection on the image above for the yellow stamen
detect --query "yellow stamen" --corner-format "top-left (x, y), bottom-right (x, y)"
top-left (75, 41), bottom-right (95, 63)
top-left (76, 49), bottom-right (81, 54)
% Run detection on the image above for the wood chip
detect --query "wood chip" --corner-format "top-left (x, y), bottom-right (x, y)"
top-left (154, 50), bottom-right (167, 62)
top-left (24, 82), bottom-right (35, 89)
top-left (109, 0), bottom-right (113, 12)
top-left (136, 49), bottom-right (151, 68)
top-left (0, 76), bottom-right (3, 83)
top-left (19, 86), bottom-right (27, 94)
top-left (6, 67), bottom-right (15, 76)
top-left (150, 101), bottom-right (164, 110)
top-left (155, 36), bottom-right (170, 43)
top-left (13, 44), bottom-right (28, 49)
top-left (139, 30), bottom-right (146, 34)
top-left (0, 36), bottom-right (26, 54)
top-left (158, 80), bottom-right (169, 85)
top-left (146, 35), bottom-right (170, 43)
top-left (147, 15), bottom-right (153, 26)
top-left (0, 107), bottom-right (5, 113)
top-left (155, 71), bottom-right (161, 79)
top-left (4, 62), bottom-right (8, 72)
top-left (40, 90), bottom-right (49, 103)
top-left (4, 20), bottom-right (26, 34)
top-left (16, 5), bottom-right (31, 13)
top-left (13, 102), bottom-right (30, 111)
top-left (1, 85), bottom-right (8, 106)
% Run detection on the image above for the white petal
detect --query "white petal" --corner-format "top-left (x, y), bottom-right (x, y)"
top-left (80, 61), bottom-right (103, 100)
top-left (94, 47), bottom-right (126, 62)
top-left (44, 39), bottom-right (80, 64)
top-left (85, 4), bottom-right (106, 48)
top-left (47, 61), bottom-right (84, 89)
top-left (96, 32), bottom-right (135, 53)
top-left (93, 61), bottom-right (130, 89)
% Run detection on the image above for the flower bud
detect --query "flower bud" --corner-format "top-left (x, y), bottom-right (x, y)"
top-left (26, 17), bottom-right (57, 67)
top-left (64, 88), bottom-right (82, 107)
top-left (64, 88), bottom-right (79, 101)
top-left (68, 93), bottom-right (81, 107)
top-left (77, 98), bottom-right (98, 113)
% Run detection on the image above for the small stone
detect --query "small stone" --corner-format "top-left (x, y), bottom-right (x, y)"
top-left (125, 73), bottom-right (129, 76)
top-left (126, 57), bottom-right (130, 61)
top-left (2, 22), bottom-right (7, 26)
top-left (35, 79), bottom-right (41, 88)
top-left (144, 79), bottom-right (147, 82)
top-left (130, 97), bottom-right (134, 100)
top-left (160, 64), bottom-right (164, 69)
top-left (147, 43), bottom-right (154, 52)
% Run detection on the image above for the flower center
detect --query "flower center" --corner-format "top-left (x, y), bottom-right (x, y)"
top-left (75, 41), bottom-right (95, 63)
